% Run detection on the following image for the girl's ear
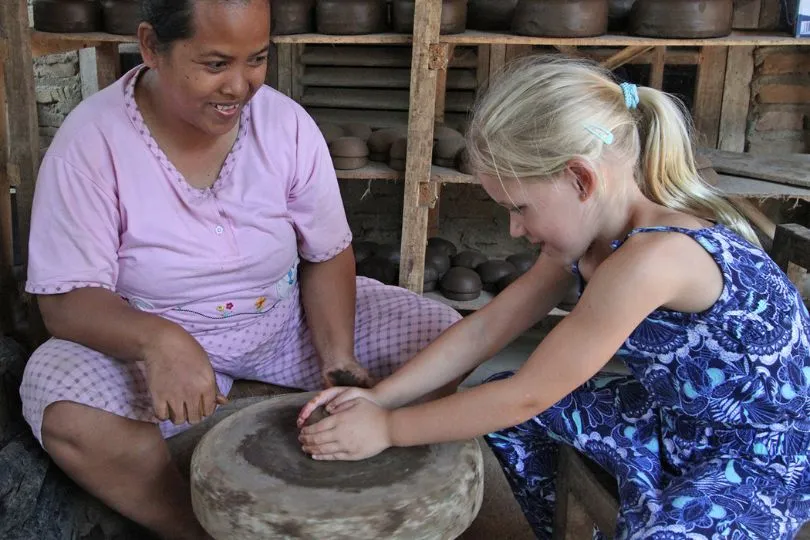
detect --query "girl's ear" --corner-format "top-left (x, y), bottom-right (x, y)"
top-left (567, 159), bottom-right (598, 202)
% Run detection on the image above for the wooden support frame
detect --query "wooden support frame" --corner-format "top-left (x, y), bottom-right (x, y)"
top-left (694, 46), bottom-right (730, 148)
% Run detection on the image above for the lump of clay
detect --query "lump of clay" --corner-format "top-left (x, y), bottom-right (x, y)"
top-left (389, 137), bottom-right (408, 172)
top-left (476, 260), bottom-right (517, 292)
top-left (427, 237), bottom-right (457, 258)
top-left (374, 244), bottom-right (401, 266)
top-left (425, 246), bottom-right (452, 278)
top-left (506, 251), bottom-right (538, 274)
top-left (423, 264), bottom-right (440, 292)
top-left (440, 267), bottom-right (483, 301)
top-left (319, 123), bottom-right (346, 145)
top-left (433, 136), bottom-right (466, 168)
top-left (368, 128), bottom-right (404, 162)
top-left (342, 122), bottom-right (373, 142)
top-left (452, 250), bottom-right (488, 270)
top-left (357, 256), bottom-right (398, 285)
top-left (352, 241), bottom-right (379, 263)
top-left (329, 136), bottom-right (369, 170)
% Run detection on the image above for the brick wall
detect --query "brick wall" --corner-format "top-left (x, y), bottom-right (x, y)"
top-left (749, 46), bottom-right (810, 155)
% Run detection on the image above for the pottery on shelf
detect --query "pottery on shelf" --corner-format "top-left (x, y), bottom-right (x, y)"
top-left (374, 244), bottom-right (402, 266)
top-left (506, 251), bottom-right (538, 274)
top-left (440, 267), bottom-right (483, 302)
top-left (271, 0), bottom-right (316, 35)
top-left (467, 0), bottom-right (518, 31)
top-left (512, 0), bottom-right (608, 37)
top-left (352, 241), bottom-right (379, 263)
top-left (476, 260), bottom-right (517, 292)
top-left (457, 148), bottom-right (474, 175)
top-left (368, 128), bottom-right (405, 162)
top-left (389, 137), bottom-right (408, 171)
top-left (342, 122), bottom-right (373, 142)
top-left (329, 137), bottom-right (369, 170)
top-left (392, 0), bottom-right (469, 35)
top-left (316, 0), bottom-right (387, 35)
top-left (357, 256), bottom-right (398, 285)
top-left (427, 237), bottom-right (458, 258)
top-left (452, 250), bottom-right (488, 270)
top-left (628, 0), bottom-right (733, 38)
top-left (423, 264), bottom-right (441, 292)
top-left (318, 123), bottom-right (346, 145)
top-left (496, 271), bottom-right (520, 293)
top-left (33, 0), bottom-right (102, 33)
top-left (101, 0), bottom-right (141, 35)
top-left (433, 136), bottom-right (466, 168)
top-left (425, 246), bottom-right (452, 278)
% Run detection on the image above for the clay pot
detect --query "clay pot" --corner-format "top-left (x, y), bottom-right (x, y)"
top-left (512, 0), bottom-right (608, 37)
top-left (434, 125), bottom-right (464, 140)
top-left (433, 136), bottom-right (466, 168)
top-left (333, 157), bottom-right (369, 169)
top-left (342, 122), bottom-right (373, 142)
top-left (476, 260), bottom-right (517, 292)
top-left (100, 0), bottom-right (140, 35)
top-left (496, 271), bottom-right (520, 293)
top-left (506, 252), bottom-right (537, 273)
top-left (427, 237), bottom-right (458, 258)
top-left (440, 267), bottom-right (482, 301)
top-left (329, 137), bottom-right (369, 158)
top-left (352, 241), bottom-right (379, 263)
top-left (467, 0), bottom-right (518, 31)
top-left (629, 0), bottom-right (733, 38)
top-left (319, 123), bottom-right (346, 145)
top-left (392, 0), bottom-right (469, 35)
top-left (452, 250), bottom-right (487, 269)
top-left (423, 264), bottom-right (440, 292)
top-left (357, 256), bottom-right (398, 285)
top-left (425, 246), bottom-right (452, 277)
top-left (389, 137), bottom-right (408, 171)
top-left (271, 0), bottom-right (316, 35)
top-left (368, 128), bottom-right (404, 162)
top-left (608, 0), bottom-right (636, 30)
top-left (457, 148), bottom-right (474, 175)
top-left (316, 0), bottom-right (387, 34)
top-left (374, 244), bottom-right (401, 266)
top-left (33, 0), bottom-right (102, 33)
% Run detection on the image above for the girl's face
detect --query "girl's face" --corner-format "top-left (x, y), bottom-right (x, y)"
top-left (479, 167), bottom-right (598, 265)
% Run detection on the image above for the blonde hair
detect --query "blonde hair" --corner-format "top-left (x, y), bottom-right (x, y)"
top-left (466, 55), bottom-right (759, 246)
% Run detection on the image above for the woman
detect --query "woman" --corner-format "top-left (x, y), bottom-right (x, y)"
top-left (19, 0), bottom-right (460, 538)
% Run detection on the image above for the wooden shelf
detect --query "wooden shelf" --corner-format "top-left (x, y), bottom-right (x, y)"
top-left (272, 33), bottom-right (412, 44)
top-left (441, 30), bottom-right (810, 47)
top-left (336, 162), bottom-right (403, 180)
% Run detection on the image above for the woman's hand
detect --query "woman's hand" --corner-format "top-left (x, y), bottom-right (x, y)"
top-left (142, 324), bottom-right (227, 425)
top-left (298, 398), bottom-right (392, 461)
top-left (296, 386), bottom-right (379, 428)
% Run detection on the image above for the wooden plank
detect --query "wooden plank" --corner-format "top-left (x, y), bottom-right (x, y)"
top-left (301, 66), bottom-right (477, 90)
top-left (602, 45), bottom-right (655, 70)
top-left (565, 449), bottom-right (619, 538)
top-left (476, 45), bottom-right (490, 87)
top-left (0, 59), bottom-right (11, 273)
top-left (30, 30), bottom-right (134, 57)
top-left (694, 47), bottom-right (729, 148)
top-left (649, 47), bottom-right (666, 89)
top-left (488, 43), bottom-right (507, 78)
top-left (271, 33), bottom-right (412, 44)
top-left (3, 1), bottom-right (40, 266)
top-left (301, 45), bottom-right (477, 68)
top-left (700, 148), bottom-right (810, 188)
top-left (718, 46), bottom-right (754, 152)
top-left (400, 0), bottom-right (441, 293)
top-left (505, 44), bottom-right (533, 62)
top-left (300, 87), bottom-right (475, 112)
top-left (440, 30), bottom-right (810, 46)
top-left (276, 43), bottom-right (293, 97)
top-left (335, 162), bottom-right (403, 181)
top-left (759, 0), bottom-right (782, 30)
top-left (266, 43), bottom-right (279, 89)
top-left (772, 223), bottom-right (810, 272)
top-left (95, 42), bottom-right (122, 90)
top-left (733, 0), bottom-right (762, 29)
top-left (291, 44), bottom-right (305, 102)
top-left (730, 196), bottom-right (777, 239)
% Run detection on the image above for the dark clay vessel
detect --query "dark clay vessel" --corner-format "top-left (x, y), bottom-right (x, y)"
top-left (423, 264), bottom-right (441, 292)
top-left (271, 0), bottom-right (316, 35)
top-left (512, 0), bottom-right (608, 37)
top-left (357, 256), bottom-right (398, 285)
top-left (101, 0), bottom-right (141, 35)
top-left (452, 250), bottom-right (488, 270)
top-left (440, 267), bottom-right (483, 301)
top-left (374, 244), bottom-right (402, 266)
top-left (427, 237), bottom-right (458, 258)
top-left (476, 260), bottom-right (517, 292)
top-left (506, 252), bottom-right (537, 274)
top-left (352, 241), bottom-right (379, 263)
top-left (608, 0), bottom-right (636, 30)
top-left (425, 246), bottom-right (452, 278)
top-left (629, 0), bottom-right (733, 38)
top-left (392, 0), bottom-right (468, 35)
top-left (316, 0), bottom-right (387, 35)
top-left (34, 0), bottom-right (102, 33)
top-left (467, 0), bottom-right (518, 31)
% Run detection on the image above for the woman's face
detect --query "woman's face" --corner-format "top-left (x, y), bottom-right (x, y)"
top-left (141, 0), bottom-right (270, 137)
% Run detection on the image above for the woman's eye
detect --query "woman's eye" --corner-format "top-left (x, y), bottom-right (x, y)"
top-left (206, 61), bottom-right (228, 71)
top-left (251, 55), bottom-right (268, 65)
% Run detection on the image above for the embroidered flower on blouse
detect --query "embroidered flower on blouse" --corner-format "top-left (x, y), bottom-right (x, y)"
top-left (216, 302), bottom-right (235, 317)
top-left (255, 296), bottom-right (267, 310)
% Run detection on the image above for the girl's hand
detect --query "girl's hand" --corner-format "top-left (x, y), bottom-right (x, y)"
top-left (296, 386), bottom-right (379, 428)
top-left (299, 398), bottom-right (392, 461)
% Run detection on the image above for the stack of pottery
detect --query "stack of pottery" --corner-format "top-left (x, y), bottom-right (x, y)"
top-left (100, 0), bottom-right (141, 34)
top-left (389, 137), bottom-right (408, 172)
top-left (512, 0), bottom-right (608, 37)
top-left (316, 0), bottom-right (387, 34)
top-left (318, 123), bottom-right (346, 145)
top-left (392, 0), bottom-right (469, 34)
top-left (628, 0), bottom-right (733, 38)
top-left (608, 0), bottom-right (636, 31)
top-left (467, 0), bottom-right (518, 31)
top-left (367, 127), bottom-right (406, 162)
top-left (329, 137), bottom-right (369, 170)
top-left (271, 0), bottom-right (316, 35)
top-left (433, 126), bottom-right (466, 169)
top-left (33, 0), bottom-right (102, 33)
top-left (354, 241), bottom-right (399, 285)
top-left (343, 122), bottom-right (373, 142)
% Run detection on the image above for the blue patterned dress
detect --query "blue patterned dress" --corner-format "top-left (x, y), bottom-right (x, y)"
top-left (485, 224), bottom-right (810, 539)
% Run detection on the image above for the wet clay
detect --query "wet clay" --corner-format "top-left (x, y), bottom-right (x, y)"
top-left (326, 368), bottom-right (372, 388)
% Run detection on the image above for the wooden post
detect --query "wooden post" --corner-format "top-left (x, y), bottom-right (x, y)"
top-left (693, 46), bottom-right (729, 149)
top-left (488, 44), bottom-right (507, 79)
top-left (718, 46), bottom-right (754, 152)
top-left (0, 55), bottom-right (13, 334)
top-left (399, 0), bottom-right (441, 292)
top-left (649, 47), bottom-right (666, 90)
top-left (428, 43), bottom-right (454, 240)
top-left (95, 43), bottom-right (122, 90)
top-left (276, 43), bottom-right (294, 97)
top-left (1, 0), bottom-right (39, 265)
top-left (291, 43), bottom-right (305, 102)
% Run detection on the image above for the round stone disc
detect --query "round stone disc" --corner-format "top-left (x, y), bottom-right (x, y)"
top-left (191, 392), bottom-right (484, 540)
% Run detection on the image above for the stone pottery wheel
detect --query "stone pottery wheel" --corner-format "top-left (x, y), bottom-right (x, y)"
top-left (191, 392), bottom-right (484, 540)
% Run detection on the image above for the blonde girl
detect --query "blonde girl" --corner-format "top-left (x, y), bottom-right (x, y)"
top-left (299, 56), bottom-right (810, 539)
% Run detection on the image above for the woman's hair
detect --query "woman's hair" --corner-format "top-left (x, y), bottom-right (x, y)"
top-left (141, 0), bottom-right (252, 51)
top-left (466, 55), bottom-right (759, 246)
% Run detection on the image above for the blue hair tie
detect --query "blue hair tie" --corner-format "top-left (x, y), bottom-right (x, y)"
top-left (620, 82), bottom-right (639, 110)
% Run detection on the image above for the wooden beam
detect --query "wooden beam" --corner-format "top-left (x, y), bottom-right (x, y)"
top-left (694, 46), bottom-right (729, 148)
top-left (488, 43), bottom-right (507, 78)
top-left (399, 0), bottom-right (441, 292)
top-left (733, 0), bottom-right (762, 29)
top-left (759, 0), bottom-right (782, 30)
top-left (718, 46), bottom-right (754, 152)
top-left (601, 45), bottom-right (655, 70)
top-left (275, 43), bottom-right (294, 96)
top-left (291, 44), bottom-right (305, 102)
top-left (476, 45), bottom-right (490, 88)
top-left (649, 47), bottom-right (666, 90)
top-left (730, 197), bottom-right (776, 239)
top-left (95, 42), bottom-right (122, 90)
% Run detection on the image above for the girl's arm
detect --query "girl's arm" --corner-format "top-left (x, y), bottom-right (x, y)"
top-left (371, 253), bottom-right (574, 409)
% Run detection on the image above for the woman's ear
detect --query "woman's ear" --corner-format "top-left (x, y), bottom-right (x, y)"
top-left (137, 22), bottom-right (161, 68)
top-left (566, 159), bottom-right (598, 202)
